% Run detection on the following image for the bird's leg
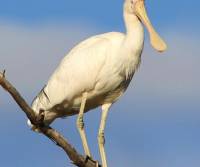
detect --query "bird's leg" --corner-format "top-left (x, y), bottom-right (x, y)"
top-left (98, 103), bottom-right (111, 167)
top-left (76, 92), bottom-right (92, 157)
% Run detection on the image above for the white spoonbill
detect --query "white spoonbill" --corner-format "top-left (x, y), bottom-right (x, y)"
top-left (28, 0), bottom-right (167, 166)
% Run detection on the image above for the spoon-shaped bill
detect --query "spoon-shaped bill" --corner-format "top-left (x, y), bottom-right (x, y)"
top-left (135, 1), bottom-right (167, 52)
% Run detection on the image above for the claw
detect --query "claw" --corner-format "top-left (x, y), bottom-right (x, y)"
top-left (84, 155), bottom-right (100, 167)
top-left (36, 109), bottom-right (45, 125)
top-left (84, 155), bottom-right (91, 163)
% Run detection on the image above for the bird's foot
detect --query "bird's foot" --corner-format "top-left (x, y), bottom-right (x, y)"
top-left (30, 109), bottom-right (45, 133)
top-left (31, 125), bottom-right (42, 133)
top-left (36, 109), bottom-right (45, 126)
top-left (84, 155), bottom-right (92, 163)
top-left (84, 155), bottom-right (100, 167)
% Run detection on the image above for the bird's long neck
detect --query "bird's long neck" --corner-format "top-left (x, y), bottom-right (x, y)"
top-left (123, 11), bottom-right (144, 52)
top-left (118, 11), bottom-right (144, 80)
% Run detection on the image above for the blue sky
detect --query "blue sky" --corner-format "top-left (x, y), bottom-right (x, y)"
top-left (0, 0), bottom-right (200, 167)
top-left (0, 0), bottom-right (199, 28)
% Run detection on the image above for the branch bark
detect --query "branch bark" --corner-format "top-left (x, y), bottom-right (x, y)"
top-left (0, 71), bottom-right (100, 167)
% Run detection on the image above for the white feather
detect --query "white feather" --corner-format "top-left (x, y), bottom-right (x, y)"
top-left (29, 1), bottom-right (144, 126)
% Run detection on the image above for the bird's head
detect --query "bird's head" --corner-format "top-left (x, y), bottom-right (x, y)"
top-left (124, 0), bottom-right (167, 52)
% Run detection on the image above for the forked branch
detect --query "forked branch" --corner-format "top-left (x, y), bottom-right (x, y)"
top-left (0, 71), bottom-right (100, 167)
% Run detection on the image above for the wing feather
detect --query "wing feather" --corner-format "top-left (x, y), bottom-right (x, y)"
top-left (45, 34), bottom-right (112, 109)
top-left (32, 32), bottom-right (124, 111)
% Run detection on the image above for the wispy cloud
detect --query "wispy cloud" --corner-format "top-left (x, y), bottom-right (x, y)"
top-left (0, 22), bottom-right (99, 97)
top-left (0, 22), bottom-right (200, 167)
top-left (129, 29), bottom-right (200, 98)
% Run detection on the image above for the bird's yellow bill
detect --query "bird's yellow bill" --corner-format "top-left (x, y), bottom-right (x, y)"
top-left (135, 0), bottom-right (167, 52)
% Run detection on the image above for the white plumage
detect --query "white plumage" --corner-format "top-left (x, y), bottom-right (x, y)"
top-left (28, 0), bottom-right (166, 166)
top-left (31, 29), bottom-right (143, 122)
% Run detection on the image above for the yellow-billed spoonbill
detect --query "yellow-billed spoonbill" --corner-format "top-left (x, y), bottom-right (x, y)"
top-left (28, 0), bottom-right (167, 166)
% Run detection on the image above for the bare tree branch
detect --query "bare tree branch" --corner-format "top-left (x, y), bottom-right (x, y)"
top-left (0, 71), bottom-right (100, 167)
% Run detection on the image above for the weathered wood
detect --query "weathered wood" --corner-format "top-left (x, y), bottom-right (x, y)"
top-left (0, 72), bottom-right (100, 167)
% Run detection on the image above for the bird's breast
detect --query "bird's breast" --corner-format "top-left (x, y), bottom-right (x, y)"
top-left (115, 47), bottom-right (142, 82)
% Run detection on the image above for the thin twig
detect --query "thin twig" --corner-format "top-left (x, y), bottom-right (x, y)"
top-left (0, 72), bottom-right (100, 167)
top-left (3, 69), bottom-right (6, 77)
